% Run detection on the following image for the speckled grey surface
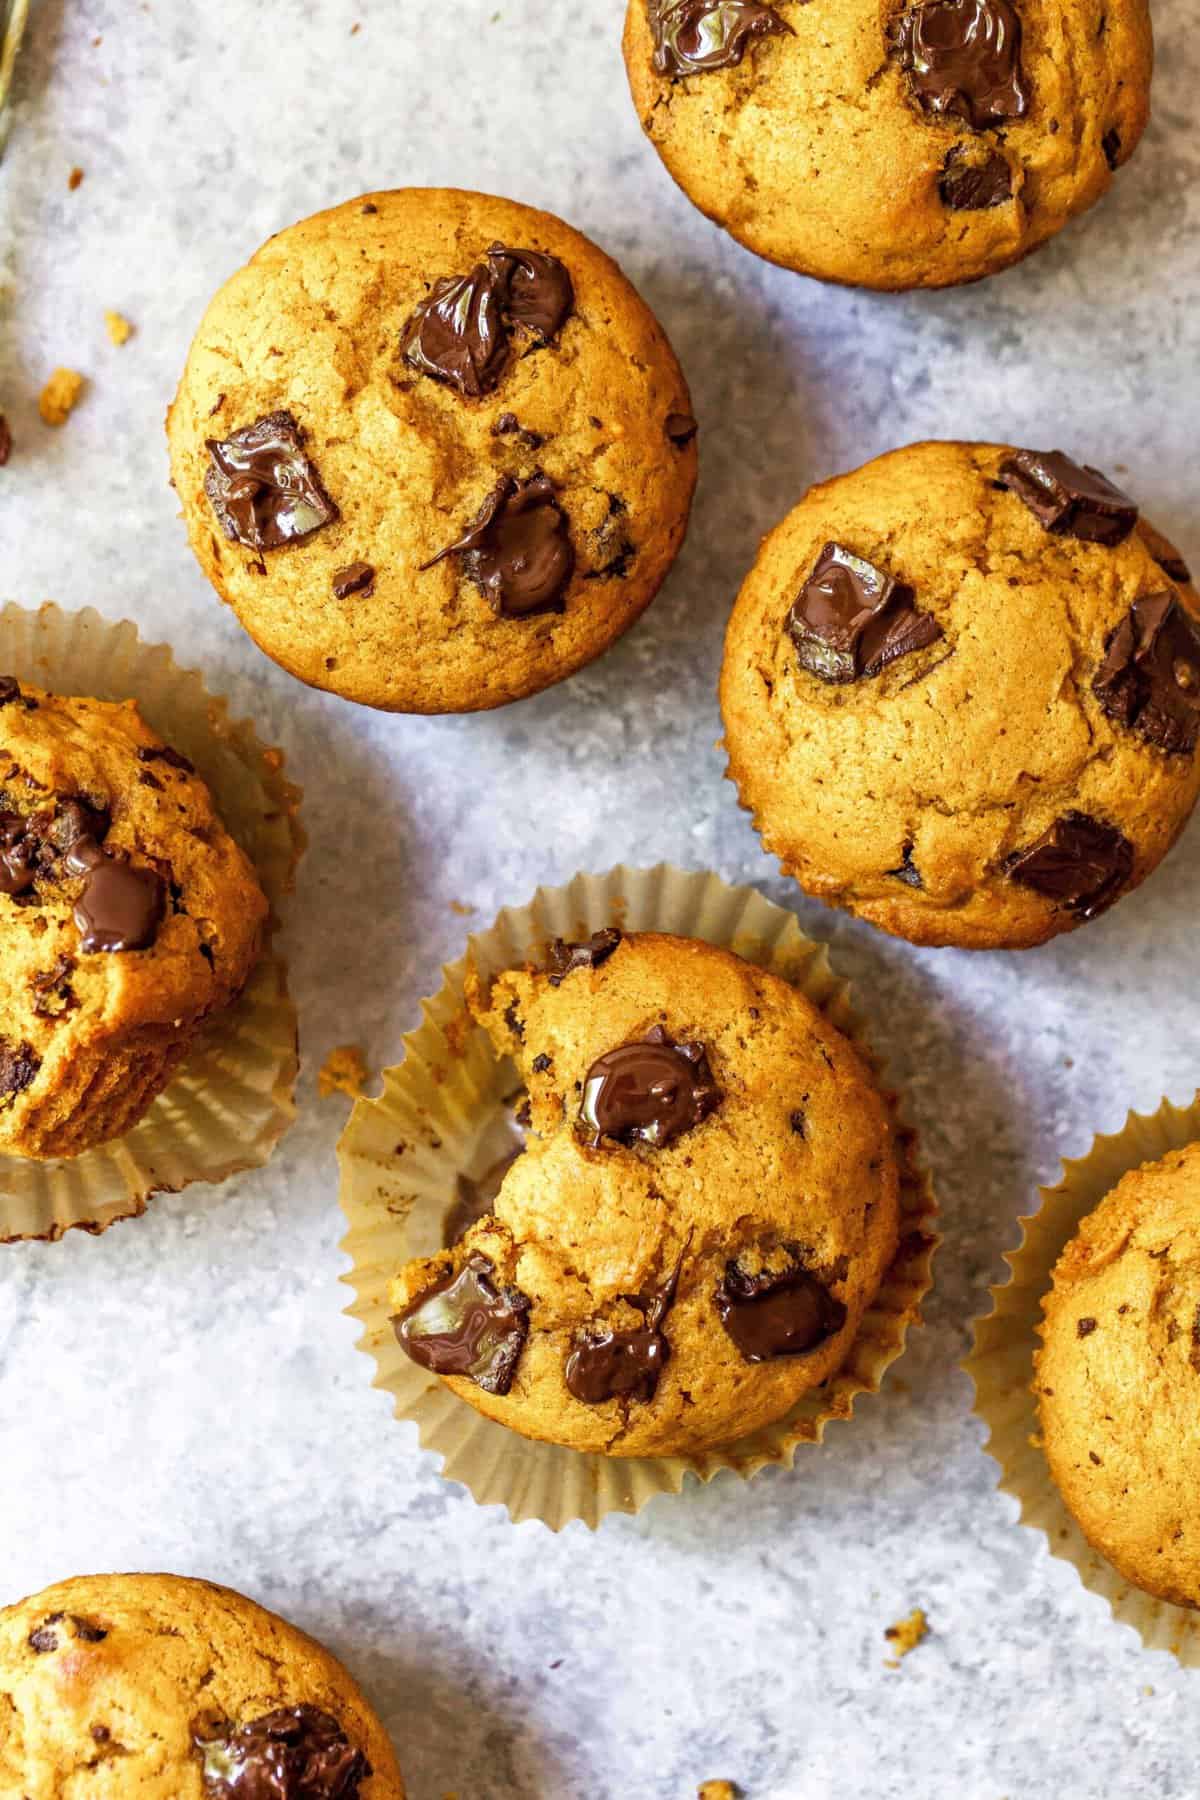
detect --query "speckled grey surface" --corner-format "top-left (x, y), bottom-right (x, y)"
top-left (1, 2), bottom-right (1198, 1795)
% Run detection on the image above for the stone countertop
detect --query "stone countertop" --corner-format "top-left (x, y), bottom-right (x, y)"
top-left (1, 3), bottom-right (1198, 1795)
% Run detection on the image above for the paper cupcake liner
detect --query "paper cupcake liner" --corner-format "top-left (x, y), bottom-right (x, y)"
top-left (0, 603), bottom-right (303, 1241)
top-left (338, 864), bottom-right (937, 1530)
top-left (968, 1092), bottom-right (1200, 1662)
top-left (0, 0), bottom-right (28, 143)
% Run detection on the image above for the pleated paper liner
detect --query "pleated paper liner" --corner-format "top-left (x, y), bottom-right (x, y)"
top-left (0, 603), bottom-right (303, 1241)
top-left (968, 1092), bottom-right (1200, 1662)
top-left (0, 0), bottom-right (28, 146)
top-left (338, 863), bottom-right (937, 1530)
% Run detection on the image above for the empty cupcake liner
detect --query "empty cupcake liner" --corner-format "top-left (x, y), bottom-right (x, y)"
top-left (0, 603), bottom-right (303, 1241)
top-left (968, 1092), bottom-right (1200, 1663)
top-left (338, 863), bottom-right (937, 1530)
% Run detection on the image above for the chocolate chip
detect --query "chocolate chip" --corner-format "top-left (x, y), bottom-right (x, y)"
top-left (65, 836), bottom-right (164, 953)
top-left (205, 411), bottom-right (338, 552)
top-left (491, 412), bottom-right (544, 449)
top-left (137, 744), bottom-right (195, 774)
top-left (0, 414), bottom-right (11, 467)
top-left (1006, 812), bottom-right (1133, 919)
top-left (997, 451), bottom-right (1139, 546)
top-left (939, 145), bottom-right (1012, 210)
top-left (194, 1704), bottom-right (371, 1799)
top-left (580, 1024), bottom-right (721, 1149)
top-left (650, 0), bottom-right (794, 76)
top-left (548, 927), bottom-right (623, 984)
top-left (1102, 127), bottom-right (1122, 170)
top-left (1140, 521), bottom-right (1192, 586)
top-left (565, 1257), bottom-right (682, 1405)
top-left (503, 1000), bottom-right (525, 1040)
top-left (28, 1624), bottom-right (59, 1653)
top-left (0, 676), bottom-right (21, 707)
top-left (0, 811), bottom-right (38, 896)
top-left (715, 1254), bottom-right (847, 1361)
top-left (786, 542), bottom-right (942, 685)
top-left (486, 243), bottom-right (574, 342)
top-left (331, 560), bottom-right (376, 600)
top-left (401, 245), bottom-right (573, 399)
top-left (1077, 1316), bottom-right (1098, 1337)
top-left (665, 411), bottom-right (698, 446)
top-left (70, 1616), bottom-right (107, 1643)
top-left (531, 1053), bottom-right (552, 1073)
top-left (0, 1036), bottom-right (40, 1102)
top-left (892, 0), bottom-right (1030, 130)
top-left (394, 1252), bottom-right (531, 1395)
top-left (443, 1149), bottom-right (522, 1248)
top-left (887, 841), bottom-right (924, 889)
top-left (422, 474), bottom-right (574, 617)
top-left (361, 201), bottom-right (378, 214)
top-left (789, 1109), bottom-right (807, 1136)
top-left (1094, 591), bottom-right (1200, 756)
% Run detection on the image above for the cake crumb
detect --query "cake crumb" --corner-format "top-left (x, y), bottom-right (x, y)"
top-left (39, 369), bottom-right (85, 426)
top-left (698, 1783), bottom-right (740, 1800)
top-left (104, 311), bottom-right (133, 346)
top-left (68, 166), bottom-right (85, 190)
top-left (884, 1607), bottom-right (928, 1667)
top-left (449, 899), bottom-right (474, 916)
top-left (0, 414), bottom-right (11, 466)
top-left (318, 1043), bottom-right (369, 1099)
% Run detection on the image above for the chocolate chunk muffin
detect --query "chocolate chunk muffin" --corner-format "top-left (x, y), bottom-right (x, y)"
top-left (623, 0), bottom-right (1152, 289)
top-left (0, 1573), bottom-right (404, 1797)
top-left (1035, 1142), bottom-right (1200, 1610)
top-left (720, 441), bottom-right (1200, 950)
top-left (388, 929), bottom-right (901, 1457)
top-left (0, 677), bottom-right (267, 1156)
top-left (167, 189), bottom-right (697, 713)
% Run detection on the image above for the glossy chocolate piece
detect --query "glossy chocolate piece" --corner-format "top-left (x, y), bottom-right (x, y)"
top-left (331, 561), bottom-right (376, 600)
top-left (1094, 592), bottom-right (1200, 756)
top-left (939, 146), bottom-right (1012, 209)
top-left (195, 1704), bottom-right (371, 1800)
top-left (1140, 522), bottom-right (1192, 586)
top-left (715, 1255), bottom-right (847, 1361)
top-left (0, 1036), bottom-right (40, 1101)
top-left (0, 813), bottom-right (37, 896)
top-left (443, 1148), bottom-right (522, 1247)
top-left (423, 474), bottom-right (574, 617)
top-left (580, 1023), bottom-right (721, 1149)
top-left (401, 264), bottom-right (510, 397)
top-left (1006, 812), bottom-right (1134, 919)
top-left (65, 837), bottom-right (163, 953)
top-left (547, 926), bottom-right (622, 984)
top-left (394, 1252), bottom-right (531, 1395)
top-left (205, 412), bottom-right (337, 553)
top-left (650, 0), bottom-right (794, 77)
top-left (487, 244), bottom-right (574, 342)
top-left (998, 451), bottom-right (1139, 546)
top-left (565, 1257), bottom-right (683, 1406)
top-left (786, 542), bottom-right (942, 684)
top-left (893, 0), bottom-right (1030, 130)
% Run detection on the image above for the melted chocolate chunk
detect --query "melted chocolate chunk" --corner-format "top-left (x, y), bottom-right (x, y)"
top-left (331, 561), bottom-right (376, 600)
top-left (1140, 522), bottom-right (1192, 586)
top-left (486, 243), bottom-right (574, 342)
top-left (998, 451), bottom-right (1139, 546)
top-left (0, 675), bottom-right (21, 706)
top-left (887, 842), bottom-right (924, 888)
top-left (65, 837), bottom-right (163, 953)
top-left (31, 953), bottom-right (76, 1018)
top-left (565, 1256), bottom-right (683, 1406)
top-left (665, 411), bottom-right (699, 446)
top-left (650, 0), bottom-right (794, 77)
top-left (580, 1024), bottom-right (721, 1149)
top-left (715, 1254), bottom-right (847, 1361)
top-left (195, 1704), bottom-right (370, 1800)
top-left (547, 927), bottom-right (623, 984)
top-left (1006, 812), bottom-right (1133, 918)
top-left (492, 412), bottom-right (544, 449)
top-left (422, 475), bottom-right (574, 617)
top-left (939, 145), bottom-right (1012, 209)
top-left (1094, 592), bottom-right (1200, 755)
top-left (28, 1621), bottom-right (60, 1653)
top-left (1102, 127), bottom-right (1122, 170)
top-left (137, 744), bottom-right (195, 774)
top-left (786, 542), bottom-right (942, 684)
top-left (401, 246), bottom-right (573, 398)
top-left (394, 1252), bottom-right (531, 1395)
top-left (892, 0), bottom-right (1030, 130)
top-left (0, 812), bottom-right (38, 895)
top-left (443, 1148), bottom-right (522, 1247)
top-left (205, 412), bottom-right (338, 552)
top-left (0, 1037), bottom-right (40, 1101)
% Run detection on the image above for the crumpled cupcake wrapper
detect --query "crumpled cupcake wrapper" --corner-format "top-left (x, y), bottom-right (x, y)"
top-left (967, 1092), bottom-right (1200, 1663)
top-left (337, 863), bottom-right (937, 1530)
top-left (0, 602), bottom-right (303, 1241)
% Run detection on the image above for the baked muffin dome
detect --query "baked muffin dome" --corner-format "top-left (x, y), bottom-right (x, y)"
top-left (720, 440), bottom-right (1200, 950)
top-left (623, 0), bottom-right (1152, 290)
top-left (389, 929), bottom-right (900, 1458)
top-left (0, 676), bottom-right (267, 1157)
top-left (0, 1572), bottom-right (404, 1797)
top-left (167, 188), bottom-right (698, 714)
top-left (1036, 1142), bottom-right (1200, 1609)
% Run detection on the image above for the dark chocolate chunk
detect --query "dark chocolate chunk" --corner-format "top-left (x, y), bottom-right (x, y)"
top-left (492, 412), bottom-right (544, 449)
top-left (715, 1254), bottom-right (847, 1361)
top-left (331, 561), bottom-right (376, 600)
top-left (997, 450), bottom-right (1139, 546)
top-left (28, 1622), bottom-right (60, 1653)
top-left (1077, 1316), bottom-right (1098, 1338)
top-left (887, 842), bottom-right (924, 889)
top-left (0, 1036), bottom-right (40, 1102)
top-left (892, 0), bottom-right (1030, 130)
top-left (1006, 811), bottom-right (1133, 919)
top-left (486, 243), bottom-right (574, 342)
top-left (0, 812), bottom-right (38, 896)
top-left (939, 145), bottom-right (1012, 209)
top-left (361, 201), bottom-right (378, 214)
top-left (443, 1149), bottom-right (522, 1247)
top-left (548, 927), bottom-right (623, 985)
top-left (422, 474), bottom-right (574, 617)
top-left (580, 1024), bottom-right (721, 1149)
top-left (205, 411), bottom-right (338, 552)
top-left (665, 411), bottom-right (699, 446)
top-left (394, 1252), bottom-right (531, 1395)
top-left (530, 1052), bottom-right (552, 1074)
top-left (786, 542), bottom-right (942, 684)
top-left (1094, 591), bottom-right (1200, 755)
top-left (401, 264), bottom-right (510, 398)
top-left (1140, 521), bottom-right (1192, 586)
top-left (137, 744), bottom-right (195, 774)
top-left (194, 1704), bottom-right (371, 1800)
top-left (0, 676), bottom-right (22, 707)
top-left (31, 953), bottom-right (77, 1018)
top-left (564, 1256), bottom-right (683, 1406)
top-left (70, 1616), bottom-right (107, 1643)
top-left (650, 0), bottom-right (794, 77)
top-left (1102, 127), bottom-right (1122, 170)
top-left (65, 837), bottom-right (163, 953)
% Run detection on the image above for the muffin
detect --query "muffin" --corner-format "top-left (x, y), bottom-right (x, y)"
top-left (166, 188), bottom-right (698, 714)
top-left (0, 1572), bottom-right (404, 1797)
top-left (623, 0), bottom-right (1152, 290)
top-left (1035, 1142), bottom-right (1200, 1610)
top-left (388, 928), bottom-right (901, 1458)
top-left (720, 440), bottom-right (1200, 950)
top-left (0, 675), bottom-right (267, 1157)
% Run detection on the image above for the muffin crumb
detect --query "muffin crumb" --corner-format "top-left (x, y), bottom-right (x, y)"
top-left (318, 1043), bottom-right (370, 1099)
top-left (698, 1782), bottom-right (741, 1799)
top-left (884, 1607), bottom-right (928, 1667)
top-left (38, 369), bottom-right (85, 426)
top-left (104, 311), bottom-right (133, 346)
top-left (67, 166), bottom-right (85, 191)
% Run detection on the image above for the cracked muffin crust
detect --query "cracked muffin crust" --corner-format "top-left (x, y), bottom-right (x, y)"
top-left (719, 440), bottom-right (1200, 950)
top-left (166, 188), bottom-right (698, 714)
top-left (388, 929), bottom-right (901, 1457)
top-left (0, 1572), bottom-right (404, 1797)
top-left (1035, 1143), bottom-right (1200, 1609)
top-left (0, 678), bottom-right (267, 1158)
top-left (623, 0), bottom-right (1152, 290)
